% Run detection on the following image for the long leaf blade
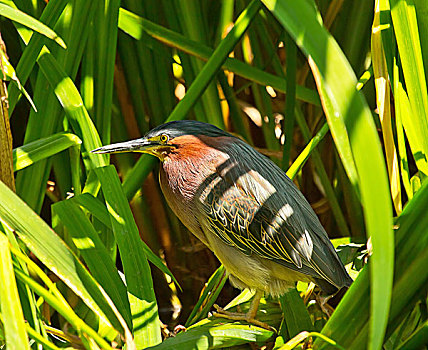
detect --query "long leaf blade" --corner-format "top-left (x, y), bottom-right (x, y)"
top-left (0, 234), bottom-right (30, 350)
top-left (0, 180), bottom-right (120, 335)
top-left (0, 2), bottom-right (66, 48)
top-left (261, 2), bottom-right (394, 349)
top-left (95, 165), bottom-right (161, 348)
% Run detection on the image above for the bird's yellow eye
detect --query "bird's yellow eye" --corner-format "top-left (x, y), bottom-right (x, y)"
top-left (160, 134), bottom-right (169, 143)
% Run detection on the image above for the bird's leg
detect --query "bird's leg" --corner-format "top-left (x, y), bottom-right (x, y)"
top-left (316, 293), bottom-right (335, 317)
top-left (212, 290), bottom-right (275, 331)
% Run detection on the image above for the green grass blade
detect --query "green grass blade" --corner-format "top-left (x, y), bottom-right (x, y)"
top-left (175, 0), bottom-right (224, 127)
top-left (372, 0), bottom-right (402, 213)
top-left (24, 323), bottom-right (60, 350)
top-left (243, 18), bottom-right (277, 151)
top-left (95, 165), bottom-right (161, 348)
top-left (152, 292), bottom-right (281, 349)
top-left (308, 59), bottom-right (360, 198)
top-left (147, 321), bottom-right (274, 350)
top-left (13, 132), bottom-right (81, 171)
top-left (0, 48), bottom-right (36, 111)
top-left (13, 266), bottom-right (115, 350)
top-left (116, 32), bottom-right (149, 133)
top-left (0, 2), bottom-right (66, 48)
top-left (15, 1), bottom-right (97, 212)
top-left (37, 48), bottom-right (107, 169)
top-left (279, 288), bottom-right (314, 338)
top-left (262, 2), bottom-right (394, 349)
top-left (286, 122), bottom-right (329, 180)
top-left (70, 192), bottom-right (180, 288)
top-left (0, 180), bottom-right (120, 335)
top-left (282, 31), bottom-right (297, 168)
top-left (293, 107), bottom-right (350, 237)
top-left (397, 320), bottom-right (428, 350)
top-left (390, 0), bottom-right (428, 177)
top-left (52, 200), bottom-right (132, 330)
top-left (92, 0), bottom-right (120, 143)
top-left (413, 0), bottom-right (428, 78)
top-left (165, 0), bottom-right (261, 123)
top-left (117, 8), bottom-right (320, 106)
top-left (315, 179), bottom-right (428, 348)
top-left (7, 0), bottom-right (68, 114)
top-left (123, 0), bottom-right (174, 126)
top-left (0, 234), bottom-right (30, 350)
top-left (185, 265), bottom-right (227, 327)
top-left (394, 59), bottom-right (414, 199)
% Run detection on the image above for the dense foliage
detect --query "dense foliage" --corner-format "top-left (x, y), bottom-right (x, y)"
top-left (0, 0), bottom-right (427, 349)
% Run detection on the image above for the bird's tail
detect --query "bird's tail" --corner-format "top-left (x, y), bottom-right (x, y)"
top-left (313, 273), bottom-right (353, 296)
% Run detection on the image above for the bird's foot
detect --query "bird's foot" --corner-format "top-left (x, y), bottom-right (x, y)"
top-left (172, 324), bottom-right (187, 335)
top-left (315, 294), bottom-right (334, 317)
top-left (212, 304), bottom-right (275, 332)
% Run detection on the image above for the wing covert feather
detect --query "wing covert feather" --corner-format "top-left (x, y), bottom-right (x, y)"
top-left (196, 152), bottom-right (351, 289)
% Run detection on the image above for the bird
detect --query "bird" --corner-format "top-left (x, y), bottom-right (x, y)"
top-left (92, 120), bottom-right (353, 329)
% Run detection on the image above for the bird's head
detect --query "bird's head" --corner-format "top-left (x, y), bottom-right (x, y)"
top-left (91, 120), bottom-right (232, 161)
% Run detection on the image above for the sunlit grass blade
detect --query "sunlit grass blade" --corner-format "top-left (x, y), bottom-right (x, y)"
top-left (24, 323), bottom-right (60, 350)
top-left (175, 1), bottom-right (224, 127)
top-left (394, 62), bottom-right (413, 199)
top-left (6, 0), bottom-right (68, 114)
top-left (13, 132), bottom-right (81, 171)
top-left (92, 0), bottom-right (120, 143)
top-left (0, 234), bottom-right (30, 350)
top-left (148, 294), bottom-right (281, 349)
top-left (390, 0), bottom-right (428, 178)
top-left (286, 122), bottom-right (329, 180)
top-left (13, 265), bottom-right (115, 350)
top-left (0, 49), bottom-right (36, 111)
top-left (70, 192), bottom-right (180, 287)
top-left (165, 0), bottom-right (261, 124)
top-left (148, 321), bottom-right (274, 350)
top-left (0, 2), bottom-right (66, 48)
top-left (37, 47), bottom-right (107, 169)
top-left (117, 8), bottom-right (320, 106)
top-left (315, 179), bottom-right (428, 348)
top-left (95, 165), bottom-right (161, 348)
top-left (372, 0), bottom-right (402, 213)
top-left (7, 0), bottom-right (68, 114)
top-left (15, 1), bottom-right (97, 212)
top-left (293, 107), bottom-right (350, 237)
top-left (185, 265), bottom-right (227, 327)
top-left (307, 58), bottom-right (360, 199)
top-left (0, 180), bottom-right (120, 336)
top-left (261, 2), bottom-right (394, 349)
top-left (412, 0), bottom-right (428, 77)
top-left (52, 199), bottom-right (132, 329)
top-left (279, 289), bottom-right (313, 339)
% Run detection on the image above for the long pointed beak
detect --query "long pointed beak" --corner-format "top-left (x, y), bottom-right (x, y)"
top-left (91, 138), bottom-right (158, 154)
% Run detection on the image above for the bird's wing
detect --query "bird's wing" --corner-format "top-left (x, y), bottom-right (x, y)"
top-left (196, 161), bottom-right (351, 290)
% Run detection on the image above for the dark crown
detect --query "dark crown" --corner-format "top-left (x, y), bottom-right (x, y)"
top-left (146, 120), bottom-right (232, 139)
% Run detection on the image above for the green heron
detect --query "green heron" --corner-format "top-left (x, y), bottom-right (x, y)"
top-left (92, 120), bottom-right (352, 328)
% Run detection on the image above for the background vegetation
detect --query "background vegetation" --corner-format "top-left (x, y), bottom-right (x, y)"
top-left (0, 0), bottom-right (427, 349)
